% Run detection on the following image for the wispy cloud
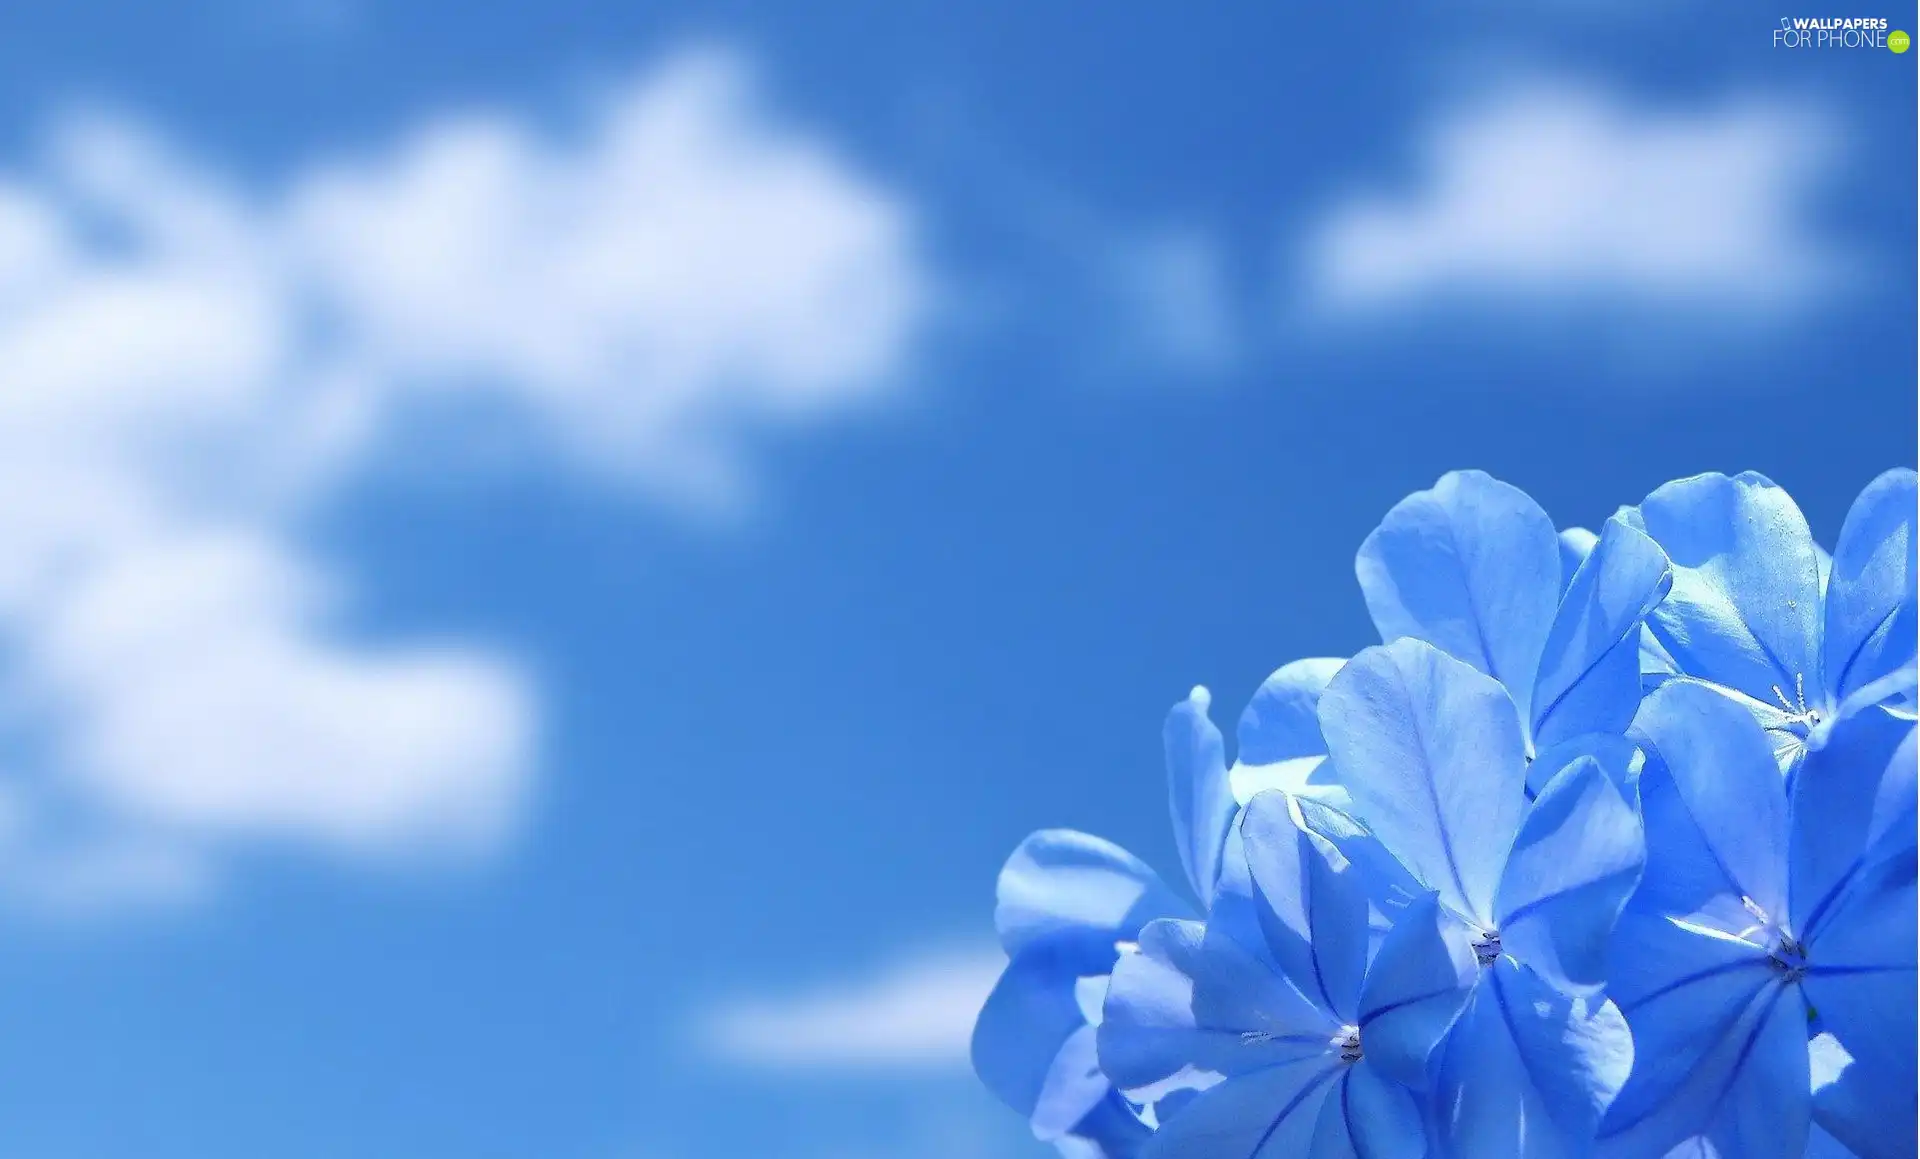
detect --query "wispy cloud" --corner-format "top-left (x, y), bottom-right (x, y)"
top-left (1301, 81), bottom-right (1845, 315)
top-left (900, 98), bottom-right (1243, 383)
top-left (704, 946), bottom-right (1003, 1071)
top-left (0, 46), bottom-right (931, 909)
top-left (1103, 226), bottom-right (1242, 377)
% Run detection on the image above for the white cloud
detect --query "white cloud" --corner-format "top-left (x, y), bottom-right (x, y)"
top-left (0, 47), bottom-right (930, 907)
top-left (1304, 82), bottom-right (1843, 313)
top-left (35, 532), bottom-right (531, 850)
top-left (705, 946), bottom-right (1004, 1071)
top-left (287, 51), bottom-right (928, 500)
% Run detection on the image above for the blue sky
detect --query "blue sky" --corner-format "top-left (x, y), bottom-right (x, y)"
top-left (0, 3), bottom-right (1912, 1158)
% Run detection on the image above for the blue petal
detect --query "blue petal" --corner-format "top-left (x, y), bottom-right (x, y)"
top-left (1319, 639), bottom-right (1528, 926)
top-left (1435, 959), bottom-right (1634, 1159)
top-left (1806, 1123), bottom-right (1862, 1159)
top-left (1535, 638), bottom-right (1649, 761)
top-left (1199, 820), bottom-right (1269, 968)
top-left (1167, 688), bottom-right (1238, 907)
top-left (1809, 1030), bottom-right (1914, 1159)
top-left (1822, 469), bottom-right (1918, 703)
top-left (1233, 658), bottom-right (1347, 804)
top-left (1140, 1059), bottom-right (1338, 1159)
top-left (1633, 680), bottom-right (1790, 926)
top-left (1812, 666), bottom-right (1919, 755)
top-left (996, 829), bottom-right (1191, 967)
top-left (1356, 470), bottom-right (1562, 727)
top-left (1790, 706), bottom-right (1916, 943)
top-left (1599, 980), bottom-right (1809, 1159)
top-left (1495, 755), bottom-right (1645, 997)
top-left (1636, 472), bottom-right (1823, 716)
top-left (1031, 1024), bottom-right (1121, 1141)
top-left (1604, 910), bottom-right (1774, 1138)
top-left (1292, 796), bottom-right (1428, 940)
top-left (1628, 743), bottom-right (1774, 937)
top-left (1306, 1062), bottom-right (1426, 1159)
top-left (1533, 517), bottom-right (1673, 750)
top-left (1098, 918), bottom-right (1337, 1100)
top-left (1527, 732), bottom-right (1645, 799)
top-left (1237, 793), bottom-right (1370, 1024)
top-left (1860, 725), bottom-right (1918, 870)
top-left (1353, 892), bottom-right (1477, 1090)
top-left (1560, 527), bottom-right (1599, 596)
top-left (1641, 629), bottom-right (1682, 681)
top-left (1058, 1089), bottom-right (1153, 1159)
top-left (1801, 872), bottom-right (1916, 1149)
top-left (973, 950), bottom-right (1104, 1127)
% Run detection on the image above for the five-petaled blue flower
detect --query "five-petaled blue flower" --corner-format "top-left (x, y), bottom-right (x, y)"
top-left (1097, 789), bottom-right (1478, 1158)
top-left (1627, 469), bottom-right (1917, 771)
top-left (1601, 681), bottom-right (1916, 1159)
top-left (1321, 639), bottom-right (1648, 1157)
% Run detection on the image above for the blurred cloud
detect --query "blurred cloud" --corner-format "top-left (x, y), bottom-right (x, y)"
top-left (902, 96), bottom-right (1242, 382)
top-left (705, 946), bottom-right (1003, 1071)
top-left (1302, 81), bottom-right (1845, 314)
top-left (1103, 226), bottom-right (1241, 377)
top-left (288, 51), bottom-right (929, 501)
top-left (0, 46), bottom-right (931, 909)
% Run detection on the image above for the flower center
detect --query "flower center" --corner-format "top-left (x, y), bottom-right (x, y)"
top-left (1472, 929), bottom-right (1502, 968)
top-left (1769, 935), bottom-right (1809, 982)
top-left (1769, 673), bottom-right (1824, 732)
top-left (1332, 1025), bottom-right (1362, 1064)
top-left (1742, 896), bottom-right (1809, 982)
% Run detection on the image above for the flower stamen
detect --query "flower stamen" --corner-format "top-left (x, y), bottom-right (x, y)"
top-left (1768, 935), bottom-right (1809, 983)
top-left (1734, 895), bottom-right (1773, 941)
top-left (1742, 897), bottom-right (1810, 981)
top-left (1332, 1025), bottom-right (1362, 1064)
top-left (1770, 673), bottom-right (1823, 728)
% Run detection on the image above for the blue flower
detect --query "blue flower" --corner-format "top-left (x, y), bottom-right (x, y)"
top-left (1319, 639), bottom-right (1648, 1157)
top-left (1600, 680), bottom-right (1916, 1159)
top-left (1627, 469), bottom-right (1918, 771)
top-left (972, 465), bottom-right (1914, 1159)
top-left (971, 688), bottom-right (1244, 1155)
top-left (1096, 789), bottom-right (1479, 1158)
top-left (1357, 471), bottom-right (1674, 785)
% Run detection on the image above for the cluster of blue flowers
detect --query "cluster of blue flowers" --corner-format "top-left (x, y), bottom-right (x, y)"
top-left (972, 470), bottom-right (1917, 1159)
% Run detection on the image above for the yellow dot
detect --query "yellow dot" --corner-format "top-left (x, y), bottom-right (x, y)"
top-left (1892, 30), bottom-right (1911, 52)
